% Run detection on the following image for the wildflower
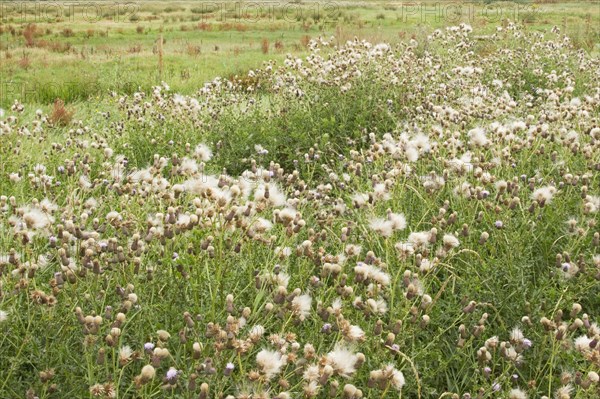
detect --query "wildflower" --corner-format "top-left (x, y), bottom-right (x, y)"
top-left (325, 344), bottom-right (360, 378)
top-left (388, 212), bottom-right (407, 230)
top-left (89, 384), bottom-right (105, 397)
top-left (303, 380), bottom-right (320, 397)
top-left (352, 193), bottom-right (369, 208)
top-left (531, 186), bottom-right (556, 205)
top-left (291, 294), bottom-right (312, 320)
top-left (345, 324), bottom-right (365, 342)
top-left (442, 234), bottom-right (460, 249)
top-left (23, 207), bottom-right (53, 230)
top-left (195, 143), bottom-right (213, 161)
top-left (345, 244), bottom-right (362, 256)
top-left (179, 157), bottom-right (199, 175)
top-left (554, 385), bottom-right (573, 399)
top-left (157, 330), bottom-right (171, 341)
top-left (255, 349), bottom-right (286, 380)
top-left (255, 144), bottom-right (269, 155)
top-left (118, 346), bottom-right (133, 365)
top-left (166, 367), bottom-right (178, 381)
top-left (246, 325), bottom-right (264, 343)
top-left (79, 175), bottom-right (92, 189)
top-left (510, 327), bottom-right (524, 343)
top-left (574, 335), bottom-right (592, 352)
top-left (224, 362), bottom-right (234, 376)
top-left (255, 183), bottom-right (286, 207)
top-left (138, 365), bottom-right (156, 384)
top-left (370, 364), bottom-right (405, 390)
top-left (0, 310), bottom-right (7, 323)
top-left (303, 364), bottom-right (320, 382)
top-left (251, 217), bottom-right (273, 233)
top-left (343, 384), bottom-right (360, 398)
top-left (369, 218), bottom-right (394, 237)
top-left (365, 298), bottom-right (388, 315)
top-left (468, 127), bottom-right (489, 147)
top-left (103, 383), bottom-right (116, 398)
top-left (33, 164), bottom-right (46, 174)
top-left (509, 388), bottom-right (528, 399)
top-left (408, 231), bottom-right (431, 249)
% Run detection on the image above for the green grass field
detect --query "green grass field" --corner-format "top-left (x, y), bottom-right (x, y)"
top-left (0, 1), bottom-right (599, 399)
top-left (1, 1), bottom-right (599, 107)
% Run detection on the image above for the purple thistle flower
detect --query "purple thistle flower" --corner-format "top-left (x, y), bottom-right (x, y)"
top-left (166, 367), bottom-right (178, 381)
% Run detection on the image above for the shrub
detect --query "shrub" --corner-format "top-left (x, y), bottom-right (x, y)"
top-left (22, 24), bottom-right (37, 47)
top-left (49, 98), bottom-right (74, 126)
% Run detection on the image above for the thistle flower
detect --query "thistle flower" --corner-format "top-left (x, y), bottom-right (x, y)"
top-left (510, 327), bottom-right (524, 343)
top-left (89, 384), bottom-right (105, 397)
top-left (369, 218), bottom-right (394, 237)
top-left (165, 367), bottom-right (178, 382)
top-left (442, 234), bottom-right (460, 249)
top-left (344, 244), bottom-right (362, 256)
top-left (246, 325), bottom-right (265, 342)
top-left (291, 294), bottom-right (312, 320)
top-left (388, 212), bottom-right (407, 230)
top-left (509, 388), bottom-right (528, 399)
top-left (352, 193), bottom-right (369, 208)
top-left (325, 344), bottom-right (360, 378)
top-left (408, 231), bottom-right (431, 249)
top-left (255, 349), bottom-right (286, 380)
top-left (574, 335), bottom-right (592, 353)
top-left (118, 346), bottom-right (133, 365)
top-left (194, 143), bottom-right (213, 161)
top-left (303, 364), bottom-right (320, 382)
top-left (224, 362), bottom-right (234, 376)
top-left (23, 207), bottom-right (53, 230)
top-left (365, 298), bottom-right (388, 315)
top-left (345, 324), bottom-right (365, 342)
top-left (138, 365), bottom-right (156, 384)
top-left (157, 330), bottom-right (171, 341)
top-left (531, 186), bottom-right (556, 205)
top-left (468, 127), bottom-right (489, 147)
top-left (303, 380), bottom-right (320, 397)
top-left (554, 385), bottom-right (573, 399)
top-left (354, 263), bottom-right (390, 286)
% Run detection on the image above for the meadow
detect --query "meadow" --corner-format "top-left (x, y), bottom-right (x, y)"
top-left (0, 1), bottom-right (600, 399)
top-left (1, 1), bottom-right (599, 107)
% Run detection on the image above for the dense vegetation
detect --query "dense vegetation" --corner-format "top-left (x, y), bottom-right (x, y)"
top-left (0, 21), bottom-right (599, 399)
